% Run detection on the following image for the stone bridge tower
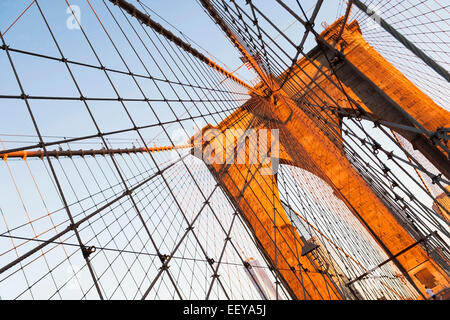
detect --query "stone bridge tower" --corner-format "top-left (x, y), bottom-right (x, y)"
top-left (192, 18), bottom-right (450, 299)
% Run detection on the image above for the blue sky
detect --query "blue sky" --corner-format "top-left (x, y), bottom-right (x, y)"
top-left (0, 0), bottom-right (446, 242)
top-left (0, 0), bottom-right (344, 152)
top-left (0, 0), bottom-right (446, 239)
top-left (0, 0), bottom-right (445, 300)
top-left (0, 1), bottom-right (374, 300)
top-left (0, 0), bottom-right (342, 170)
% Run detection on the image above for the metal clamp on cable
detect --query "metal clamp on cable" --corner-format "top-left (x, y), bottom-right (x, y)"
top-left (82, 246), bottom-right (96, 259)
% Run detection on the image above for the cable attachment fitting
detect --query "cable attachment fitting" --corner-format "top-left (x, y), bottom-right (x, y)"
top-left (158, 253), bottom-right (169, 264)
top-left (304, 21), bottom-right (315, 31)
top-left (372, 141), bottom-right (381, 154)
top-left (431, 173), bottom-right (442, 185)
top-left (82, 246), bottom-right (96, 259)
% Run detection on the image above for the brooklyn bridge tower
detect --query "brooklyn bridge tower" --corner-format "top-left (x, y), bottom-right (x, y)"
top-left (0, 0), bottom-right (448, 300)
